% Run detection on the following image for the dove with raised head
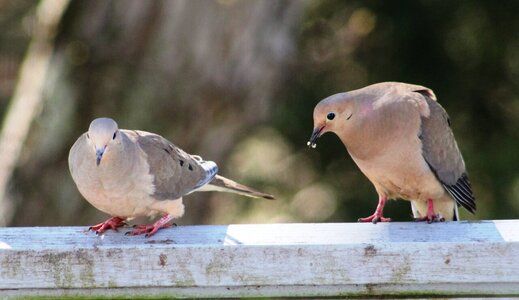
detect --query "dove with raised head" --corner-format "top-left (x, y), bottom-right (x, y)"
top-left (69, 118), bottom-right (274, 237)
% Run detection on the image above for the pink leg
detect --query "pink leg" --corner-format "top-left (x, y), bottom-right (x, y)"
top-left (89, 216), bottom-right (126, 235)
top-left (414, 199), bottom-right (444, 223)
top-left (358, 196), bottom-right (392, 223)
top-left (126, 214), bottom-right (176, 237)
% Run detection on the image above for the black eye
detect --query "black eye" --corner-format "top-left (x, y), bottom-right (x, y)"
top-left (327, 112), bottom-right (335, 120)
top-left (112, 132), bottom-right (117, 140)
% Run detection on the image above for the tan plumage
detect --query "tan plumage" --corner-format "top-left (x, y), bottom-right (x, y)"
top-left (308, 82), bottom-right (475, 222)
top-left (69, 118), bottom-right (274, 236)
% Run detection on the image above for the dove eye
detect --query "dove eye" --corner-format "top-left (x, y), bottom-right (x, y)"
top-left (327, 112), bottom-right (336, 120)
top-left (112, 132), bottom-right (117, 140)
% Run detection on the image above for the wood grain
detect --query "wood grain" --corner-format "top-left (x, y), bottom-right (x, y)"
top-left (1, 220), bottom-right (518, 298)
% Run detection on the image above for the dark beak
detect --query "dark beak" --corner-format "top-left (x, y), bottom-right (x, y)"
top-left (307, 126), bottom-right (324, 148)
top-left (95, 148), bottom-right (104, 166)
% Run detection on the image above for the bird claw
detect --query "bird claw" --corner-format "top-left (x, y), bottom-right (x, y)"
top-left (358, 214), bottom-right (392, 223)
top-left (414, 213), bottom-right (444, 223)
top-left (359, 197), bottom-right (390, 224)
top-left (88, 217), bottom-right (126, 235)
top-left (126, 222), bottom-right (176, 237)
top-left (131, 222), bottom-right (177, 229)
top-left (414, 199), bottom-right (445, 223)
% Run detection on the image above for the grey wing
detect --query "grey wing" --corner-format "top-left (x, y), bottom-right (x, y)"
top-left (126, 130), bottom-right (218, 200)
top-left (68, 133), bottom-right (89, 182)
top-left (417, 94), bottom-right (476, 214)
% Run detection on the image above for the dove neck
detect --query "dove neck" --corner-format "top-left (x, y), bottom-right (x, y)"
top-left (97, 131), bottom-right (135, 173)
top-left (342, 98), bottom-right (421, 162)
top-left (338, 102), bottom-right (394, 161)
top-left (339, 128), bottom-right (382, 162)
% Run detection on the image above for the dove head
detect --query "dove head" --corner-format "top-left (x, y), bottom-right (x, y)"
top-left (87, 118), bottom-right (120, 166)
top-left (308, 92), bottom-right (358, 149)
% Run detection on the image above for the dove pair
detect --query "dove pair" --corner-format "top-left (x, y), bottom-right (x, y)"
top-left (69, 81), bottom-right (475, 237)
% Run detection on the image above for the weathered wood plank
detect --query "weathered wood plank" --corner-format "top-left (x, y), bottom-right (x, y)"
top-left (1, 220), bottom-right (519, 298)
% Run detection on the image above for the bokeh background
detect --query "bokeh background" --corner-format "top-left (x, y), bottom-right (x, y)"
top-left (0, 0), bottom-right (517, 227)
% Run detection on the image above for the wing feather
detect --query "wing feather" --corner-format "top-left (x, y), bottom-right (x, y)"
top-left (124, 130), bottom-right (218, 200)
top-left (417, 92), bottom-right (476, 214)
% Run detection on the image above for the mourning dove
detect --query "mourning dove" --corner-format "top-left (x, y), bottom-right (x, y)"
top-left (308, 82), bottom-right (475, 222)
top-left (69, 118), bottom-right (274, 237)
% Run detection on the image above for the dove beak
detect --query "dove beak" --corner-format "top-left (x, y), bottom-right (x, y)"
top-left (307, 125), bottom-right (325, 149)
top-left (95, 147), bottom-right (105, 166)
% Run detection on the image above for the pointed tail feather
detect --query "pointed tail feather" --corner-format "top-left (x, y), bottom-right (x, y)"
top-left (197, 175), bottom-right (275, 200)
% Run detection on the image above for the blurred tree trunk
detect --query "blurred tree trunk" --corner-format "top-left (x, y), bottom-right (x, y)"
top-left (0, 0), bottom-right (70, 226)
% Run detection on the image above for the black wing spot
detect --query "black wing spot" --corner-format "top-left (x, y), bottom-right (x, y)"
top-left (163, 147), bottom-right (171, 154)
top-left (179, 160), bottom-right (184, 166)
top-left (188, 164), bottom-right (193, 171)
top-left (447, 117), bottom-right (451, 127)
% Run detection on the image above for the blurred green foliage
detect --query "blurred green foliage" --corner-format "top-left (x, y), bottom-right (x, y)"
top-left (0, 0), bottom-right (517, 226)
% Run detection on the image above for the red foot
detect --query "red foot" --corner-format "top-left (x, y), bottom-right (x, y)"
top-left (125, 214), bottom-right (176, 237)
top-left (358, 196), bottom-right (391, 224)
top-left (414, 199), bottom-right (445, 223)
top-left (358, 214), bottom-right (392, 223)
top-left (89, 216), bottom-right (126, 235)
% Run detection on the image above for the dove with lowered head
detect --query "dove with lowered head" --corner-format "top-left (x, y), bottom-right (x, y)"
top-left (308, 82), bottom-right (475, 222)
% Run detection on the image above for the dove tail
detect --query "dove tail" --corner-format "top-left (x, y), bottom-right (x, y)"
top-left (198, 175), bottom-right (275, 200)
top-left (453, 204), bottom-right (460, 221)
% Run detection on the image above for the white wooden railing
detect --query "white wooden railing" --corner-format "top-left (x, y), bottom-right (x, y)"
top-left (1, 220), bottom-right (518, 298)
